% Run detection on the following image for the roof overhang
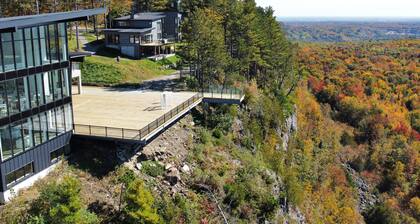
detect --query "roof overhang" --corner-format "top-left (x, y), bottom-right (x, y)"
top-left (0, 8), bottom-right (106, 33)
top-left (102, 28), bottom-right (155, 34)
top-left (69, 52), bottom-right (93, 62)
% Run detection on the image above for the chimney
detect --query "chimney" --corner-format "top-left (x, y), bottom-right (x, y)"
top-left (131, 1), bottom-right (138, 19)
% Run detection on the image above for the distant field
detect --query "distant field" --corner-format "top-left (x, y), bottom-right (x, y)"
top-left (281, 20), bottom-right (420, 42)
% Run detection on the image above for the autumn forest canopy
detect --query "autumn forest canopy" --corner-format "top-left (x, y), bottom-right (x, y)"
top-left (0, 1), bottom-right (419, 224)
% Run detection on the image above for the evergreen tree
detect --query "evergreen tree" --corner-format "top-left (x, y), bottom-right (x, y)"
top-left (124, 179), bottom-right (160, 224)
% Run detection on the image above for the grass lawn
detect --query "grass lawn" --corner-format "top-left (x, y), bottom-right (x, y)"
top-left (82, 54), bottom-right (178, 85)
top-left (67, 33), bottom-right (180, 85)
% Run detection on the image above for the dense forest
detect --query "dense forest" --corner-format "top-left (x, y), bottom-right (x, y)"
top-left (0, 1), bottom-right (419, 224)
top-left (298, 39), bottom-right (419, 223)
top-left (283, 21), bottom-right (420, 42)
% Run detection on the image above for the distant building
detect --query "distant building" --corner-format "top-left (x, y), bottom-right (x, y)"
top-left (0, 8), bottom-right (105, 203)
top-left (103, 12), bottom-right (182, 58)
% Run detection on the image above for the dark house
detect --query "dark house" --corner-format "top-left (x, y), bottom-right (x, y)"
top-left (103, 12), bottom-right (182, 58)
top-left (0, 8), bottom-right (105, 203)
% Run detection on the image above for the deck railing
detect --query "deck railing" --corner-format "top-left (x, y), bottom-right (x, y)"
top-left (73, 93), bottom-right (203, 141)
top-left (202, 87), bottom-right (244, 100)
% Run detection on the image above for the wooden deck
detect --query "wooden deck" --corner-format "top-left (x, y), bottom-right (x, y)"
top-left (72, 86), bottom-right (244, 142)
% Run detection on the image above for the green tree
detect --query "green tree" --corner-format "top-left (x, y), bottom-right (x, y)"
top-left (124, 179), bottom-right (160, 224)
top-left (181, 7), bottom-right (228, 88)
top-left (31, 176), bottom-right (98, 224)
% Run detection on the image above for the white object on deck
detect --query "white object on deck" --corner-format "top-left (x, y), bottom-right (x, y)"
top-left (161, 92), bottom-right (168, 109)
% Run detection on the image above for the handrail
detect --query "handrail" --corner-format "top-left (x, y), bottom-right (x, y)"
top-left (73, 93), bottom-right (203, 141)
top-left (202, 87), bottom-right (244, 100)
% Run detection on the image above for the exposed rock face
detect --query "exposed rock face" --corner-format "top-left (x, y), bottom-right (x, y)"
top-left (342, 164), bottom-right (377, 211)
top-left (278, 110), bottom-right (298, 151)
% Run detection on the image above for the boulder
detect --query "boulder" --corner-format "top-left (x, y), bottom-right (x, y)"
top-left (181, 164), bottom-right (191, 173)
top-left (165, 163), bottom-right (174, 170)
top-left (135, 163), bottom-right (142, 170)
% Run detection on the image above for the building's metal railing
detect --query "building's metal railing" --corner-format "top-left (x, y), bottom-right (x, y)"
top-left (202, 87), bottom-right (244, 100)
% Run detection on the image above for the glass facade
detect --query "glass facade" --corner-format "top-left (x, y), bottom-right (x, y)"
top-left (0, 104), bottom-right (72, 160)
top-left (0, 23), bottom-right (68, 73)
top-left (0, 68), bottom-right (70, 118)
top-left (0, 23), bottom-right (73, 162)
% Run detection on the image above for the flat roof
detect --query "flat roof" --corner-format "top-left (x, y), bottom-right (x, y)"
top-left (72, 86), bottom-right (196, 130)
top-left (114, 12), bottom-right (166, 21)
top-left (0, 8), bottom-right (106, 33)
top-left (102, 28), bottom-right (154, 34)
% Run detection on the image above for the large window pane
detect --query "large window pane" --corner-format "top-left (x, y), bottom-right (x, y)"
top-left (6, 80), bottom-right (19, 115)
top-left (53, 70), bottom-right (62, 100)
top-left (64, 104), bottom-right (73, 131)
top-left (1, 33), bottom-right (15, 72)
top-left (22, 118), bottom-right (34, 150)
top-left (17, 77), bottom-right (30, 112)
top-left (32, 114), bottom-right (42, 145)
top-left (40, 112), bottom-right (49, 141)
top-left (14, 30), bottom-right (26, 70)
top-left (0, 82), bottom-right (8, 118)
top-left (28, 75), bottom-right (38, 108)
top-left (62, 69), bottom-right (70, 97)
top-left (32, 27), bottom-right (41, 66)
top-left (58, 23), bottom-right (67, 61)
top-left (47, 109), bottom-right (57, 139)
top-left (36, 73), bottom-right (45, 105)
top-left (56, 107), bottom-right (65, 134)
top-left (44, 72), bottom-right (53, 103)
top-left (0, 125), bottom-right (12, 160)
top-left (10, 121), bottom-right (23, 155)
top-left (40, 26), bottom-right (49, 65)
top-left (48, 24), bottom-right (58, 63)
top-left (24, 28), bottom-right (34, 67)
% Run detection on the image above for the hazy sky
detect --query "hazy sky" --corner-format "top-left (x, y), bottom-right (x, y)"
top-left (255, 0), bottom-right (420, 18)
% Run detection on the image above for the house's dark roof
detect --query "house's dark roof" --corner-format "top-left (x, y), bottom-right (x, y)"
top-left (102, 28), bottom-right (154, 33)
top-left (114, 12), bottom-right (167, 21)
top-left (0, 8), bottom-right (106, 33)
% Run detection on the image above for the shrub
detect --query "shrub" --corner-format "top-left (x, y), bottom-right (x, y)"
top-left (364, 204), bottom-right (401, 224)
top-left (141, 161), bottom-right (165, 177)
top-left (31, 176), bottom-right (99, 224)
top-left (212, 129), bottom-right (223, 139)
top-left (124, 180), bottom-right (160, 224)
top-left (118, 167), bottom-right (136, 185)
top-left (199, 129), bottom-right (212, 145)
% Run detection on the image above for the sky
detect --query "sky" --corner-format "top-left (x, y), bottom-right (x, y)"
top-left (255, 0), bottom-right (420, 18)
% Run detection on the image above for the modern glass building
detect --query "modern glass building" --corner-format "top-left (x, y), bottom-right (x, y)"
top-left (0, 8), bottom-right (105, 202)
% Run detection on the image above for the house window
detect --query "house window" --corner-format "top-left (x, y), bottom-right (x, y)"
top-left (157, 21), bottom-right (162, 32)
top-left (143, 34), bottom-right (153, 44)
top-left (50, 147), bottom-right (64, 163)
top-left (108, 34), bottom-right (119, 44)
top-left (5, 162), bottom-right (34, 188)
top-left (118, 21), bottom-right (128, 27)
top-left (129, 35), bottom-right (140, 44)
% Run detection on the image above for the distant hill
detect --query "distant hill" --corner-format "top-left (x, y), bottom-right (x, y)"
top-left (280, 20), bottom-right (420, 42)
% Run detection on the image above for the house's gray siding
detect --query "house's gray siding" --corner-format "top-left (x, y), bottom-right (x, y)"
top-left (162, 12), bottom-right (181, 39)
top-left (0, 131), bottom-right (72, 191)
